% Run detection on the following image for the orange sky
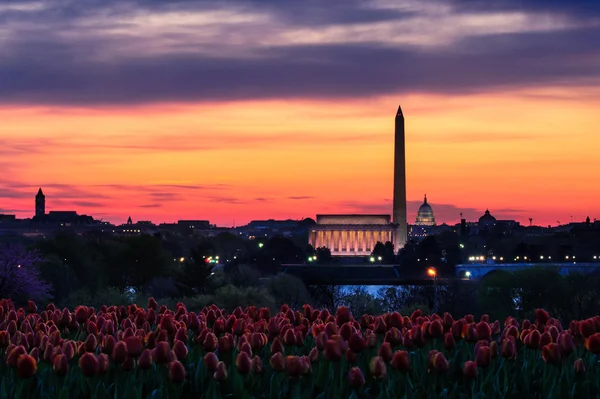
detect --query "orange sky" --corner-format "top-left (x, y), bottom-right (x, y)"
top-left (1, 87), bottom-right (599, 226)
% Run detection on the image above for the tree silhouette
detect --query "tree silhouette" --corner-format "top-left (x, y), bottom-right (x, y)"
top-left (0, 244), bottom-right (51, 302)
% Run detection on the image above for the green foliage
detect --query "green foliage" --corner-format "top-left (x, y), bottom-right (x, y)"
top-left (265, 274), bottom-right (311, 309)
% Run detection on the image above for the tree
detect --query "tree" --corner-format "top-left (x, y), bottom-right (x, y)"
top-left (315, 247), bottom-right (333, 264)
top-left (0, 244), bottom-right (51, 303)
top-left (175, 244), bottom-right (215, 296)
top-left (372, 242), bottom-right (395, 264)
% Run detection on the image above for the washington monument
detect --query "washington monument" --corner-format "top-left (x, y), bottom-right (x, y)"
top-left (393, 105), bottom-right (408, 250)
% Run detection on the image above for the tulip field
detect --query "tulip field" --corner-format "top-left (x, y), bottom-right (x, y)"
top-left (1, 299), bottom-right (600, 399)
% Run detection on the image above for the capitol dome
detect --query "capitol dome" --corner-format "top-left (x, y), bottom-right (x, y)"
top-left (415, 195), bottom-right (436, 226)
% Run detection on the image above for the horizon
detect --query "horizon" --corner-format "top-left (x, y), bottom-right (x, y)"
top-left (1, 1), bottom-right (599, 226)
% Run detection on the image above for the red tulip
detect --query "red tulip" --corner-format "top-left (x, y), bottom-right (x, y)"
top-left (251, 356), bottom-right (263, 374)
top-left (476, 321), bottom-right (492, 341)
top-left (378, 342), bottom-right (393, 362)
top-left (463, 360), bottom-right (478, 380)
top-left (169, 360), bottom-right (186, 383)
top-left (501, 338), bottom-right (516, 360)
top-left (138, 349), bottom-right (153, 370)
top-left (390, 350), bottom-right (410, 372)
top-left (270, 352), bottom-right (286, 372)
top-left (429, 320), bottom-right (444, 338)
top-left (173, 340), bottom-right (188, 361)
top-left (585, 333), bottom-right (600, 354)
top-left (348, 367), bottom-right (365, 388)
top-left (7, 345), bottom-right (26, 367)
top-left (345, 349), bottom-right (358, 363)
top-left (475, 346), bottom-right (491, 368)
top-left (525, 330), bottom-right (541, 349)
top-left (236, 352), bottom-right (252, 375)
top-left (540, 332), bottom-right (552, 348)
top-left (285, 356), bottom-right (309, 378)
top-left (348, 333), bottom-right (366, 353)
top-left (53, 354), bottom-right (69, 376)
top-left (79, 353), bottom-right (99, 378)
top-left (218, 334), bottom-right (234, 353)
top-left (535, 309), bottom-right (549, 325)
top-left (432, 352), bottom-right (449, 372)
top-left (17, 354), bottom-right (37, 378)
top-left (542, 343), bottom-right (561, 364)
top-left (74, 306), bottom-right (89, 324)
top-left (574, 358), bottom-right (586, 375)
top-left (558, 332), bottom-right (575, 356)
top-left (152, 342), bottom-right (171, 365)
top-left (204, 352), bottom-right (219, 372)
top-left (444, 333), bottom-right (455, 350)
top-left (369, 356), bottom-right (387, 379)
top-left (308, 347), bottom-right (319, 363)
top-left (323, 339), bottom-right (343, 362)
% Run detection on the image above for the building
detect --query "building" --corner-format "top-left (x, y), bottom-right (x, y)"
top-left (35, 188), bottom-right (45, 218)
top-left (309, 215), bottom-right (395, 256)
top-left (309, 106), bottom-right (408, 256)
top-left (415, 195), bottom-right (435, 226)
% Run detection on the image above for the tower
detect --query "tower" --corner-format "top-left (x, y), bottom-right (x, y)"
top-left (35, 188), bottom-right (45, 218)
top-left (392, 106), bottom-right (408, 251)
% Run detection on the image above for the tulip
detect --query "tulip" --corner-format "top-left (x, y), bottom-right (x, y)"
top-left (542, 343), bottom-right (561, 364)
top-left (138, 349), bottom-right (153, 370)
top-left (112, 341), bottom-right (128, 364)
top-left (501, 338), bottom-right (516, 360)
top-left (173, 340), bottom-right (188, 361)
top-left (348, 333), bottom-right (366, 353)
top-left (348, 367), bottom-right (365, 388)
top-left (125, 336), bottom-right (142, 358)
top-left (218, 334), bottom-right (235, 353)
top-left (169, 360), bottom-right (186, 383)
top-left (17, 354), bottom-right (37, 378)
top-left (525, 330), bottom-right (541, 349)
top-left (378, 342), bottom-right (393, 362)
top-left (7, 345), bottom-right (26, 367)
top-left (432, 352), bottom-right (449, 372)
top-left (285, 356), bottom-right (309, 378)
top-left (558, 332), bottom-right (575, 356)
top-left (79, 353), bottom-right (99, 378)
top-left (390, 350), bottom-right (410, 372)
top-left (323, 339), bottom-right (343, 362)
top-left (463, 360), bottom-right (478, 380)
top-left (53, 354), bottom-right (69, 377)
top-left (475, 346), bottom-right (491, 368)
top-left (573, 358), bottom-right (586, 375)
top-left (540, 332), bottom-right (552, 348)
top-left (282, 329), bottom-right (296, 346)
top-left (476, 321), bottom-right (492, 341)
top-left (369, 356), bottom-right (387, 379)
top-left (308, 347), bottom-right (319, 363)
top-left (429, 320), bottom-right (444, 338)
top-left (236, 352), bottom-right (252, 375)
top-left (251, 356), bottom-right (263, 374)
top-left (74, 306), bottom-right (89, 324)
top-left (444, 332), bottom-right (455, 350)
top-left (153, 342), bottom-right (172, 365)
top-left (345, 349), bottom-right (358, 363)
top-left (535, 309), bottom-right (549, 325)
top-left (585, 333), bottom-right (600, 354)
top-left (270, 352), bottom-right (286, 372)
top-left (214, 361), bottom-right (228, 382)
top-left (97, 353), bottom-right (110, 375)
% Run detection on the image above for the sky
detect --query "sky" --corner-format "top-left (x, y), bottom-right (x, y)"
top-left (1, 0), bottom-right (599, 227)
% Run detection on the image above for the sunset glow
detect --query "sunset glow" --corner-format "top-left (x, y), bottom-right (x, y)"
top-left (1, 1), bottom-right (599, 226)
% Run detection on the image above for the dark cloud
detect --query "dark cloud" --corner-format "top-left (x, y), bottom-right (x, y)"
top-left (71, 201), bottom-right (106, 207)
top-left (139, 204), bottom-right (162, 208)
top-left (288, 196), bottom-right (314, 200)
top-left (0, 0), bottom-right (598, 105)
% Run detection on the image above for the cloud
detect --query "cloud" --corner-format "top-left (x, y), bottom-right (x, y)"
top-left (0, 0), bottom-right (598, 105)
top-left (139, 204), bottom-right (162, 208)
top-left (288, 196), bottom-right (314, 200)
top-left (71, 201), bottom-right (106, 207)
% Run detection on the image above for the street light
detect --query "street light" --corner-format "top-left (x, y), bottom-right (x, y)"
top-left (369, 256), bottom-right (375, 263)
top-left (258, 243), bottom-right (264, 248)
top-left (465, 271), bottom-right (471, 278)
top-left (427, 267), bottom-right (438, 314)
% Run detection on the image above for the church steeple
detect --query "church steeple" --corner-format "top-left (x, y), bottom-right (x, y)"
top-left (424, 194), bottom-right (427, 204)
top-left (36, 188), bottom-right (44, 197)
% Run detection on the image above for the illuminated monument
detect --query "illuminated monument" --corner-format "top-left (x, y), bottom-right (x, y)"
top-left (309, 106), bottom-right (408, 256)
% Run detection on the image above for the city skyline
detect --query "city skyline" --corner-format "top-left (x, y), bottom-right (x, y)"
top-left (1, 1), bottom-right (599, 226)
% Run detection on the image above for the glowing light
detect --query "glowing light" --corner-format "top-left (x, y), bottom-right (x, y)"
top-left (377, 256), bottom-right (382, 261)
top-left (17, 264), bottom-right (21, 268)
top-left (500, 257), bottom-right (504, 261)
top-left (427, 267), bottom-right (437, 277)
top-left (565, 256), bottom-right (569, 259)
top-left (369, 257), bottom-right (375, 263)
top-left (459, 244), bottom-right (465, 248)
top-left (179, 257), bottom-right (185, 263)
top-left (465, 271), bottom-right (471, 277)
top-left (540, 256), bottom-right (544, 259)
top-left (258, 243), bottom-right (264, 248)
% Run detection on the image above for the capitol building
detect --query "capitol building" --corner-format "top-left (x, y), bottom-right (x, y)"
top-left (410, 195), bottom-right (437, 238)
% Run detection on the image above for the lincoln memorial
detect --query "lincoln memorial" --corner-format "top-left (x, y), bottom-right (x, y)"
top-left (309, 215), bottom-right (396, 256)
